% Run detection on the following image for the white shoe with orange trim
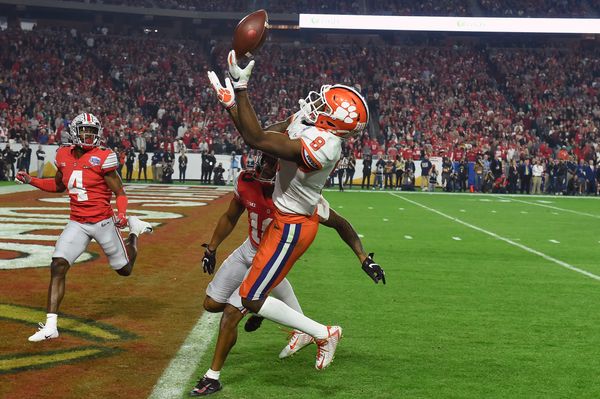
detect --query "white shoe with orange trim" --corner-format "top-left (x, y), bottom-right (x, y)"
top-left (279, 330), bottom-right (314, 359)
top-left (315, 325), bottom-right (342, 370)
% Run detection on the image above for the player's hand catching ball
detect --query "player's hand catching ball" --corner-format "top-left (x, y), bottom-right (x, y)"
top-left (362, 253), bottom-right (386, 284)
top-left (114, 212), bottom-right (128, 229)
top-left (15, 170), bottom-right (32, 184)
top-left (207, 71), bottom-right (236, 109)
top-left (201, 243), bottom-right (217, 274)
top-left (227, 50), bottom-right (254, 90)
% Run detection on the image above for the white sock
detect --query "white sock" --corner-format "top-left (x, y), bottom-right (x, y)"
top-left (258, 297), bottom-right (328, 339)
top-left (46, 313), bottom-right (58, 330)
top-left (205, 368), bottom-right (220, 380)
top-left (270, 279), bottom-right (303, 314)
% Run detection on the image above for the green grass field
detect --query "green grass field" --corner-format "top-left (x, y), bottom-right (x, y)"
top-left (183, 191), bottom-right (600, 398)
top-left (184, 191), bottom-right (598, 398)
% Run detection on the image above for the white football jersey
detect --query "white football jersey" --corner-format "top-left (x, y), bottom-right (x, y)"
top-left (273, 113), bottom-right (342, 215)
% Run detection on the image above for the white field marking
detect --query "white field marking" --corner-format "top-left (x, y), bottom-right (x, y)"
top-left (552, 212), bottom-right (560, 215)
top-left (498, 196), bottom-right (600, 220)
top-left (398, 208), bottom-right (405, 210)
top-left (520, 211), bottom-right (528, 214)
top-left (338, 205), bottom-right (344, 208)
top-left (321, 188), bottom-right (600, 200)
top-left (459, 209), bottom-right (466, 212)
top-left (549, 239), bottom-right (560, 244)
top-left (452, 236), bottom-right (462, 241)
top-left (479, 199), bottom-right (492, 202)
top-left (498, 199), bottom-right (511, 202)
top-left (404, 235), bottom-right (413, 240)
top-left (358, 234), bottom-right (365, 238)
top-left (491, 210), bottom-right (497, 213)
top-left (390, 193), bottom-right (600, 282)
top-left (0, 184), bottom-right (37, 194)
top-left (536, 200), bottom-right (553, 204)
top-left (383, 218), bottom-right (389, 222)
top-left (368, 206), bottom-right (374, 210)
top-left (148, 311), bottom-right (220, 399)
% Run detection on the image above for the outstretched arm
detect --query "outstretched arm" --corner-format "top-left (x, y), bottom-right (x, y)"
top-left (321, 208), bottom-right (386, 284)
top-left (201, 197), bottom-right (246, 275)
top-left (230, 92), bottom-right (303, 164)
top-left (16, 170), bottom-right (66, 192)
top-left (321, 209), bottom-right (367, 263)
top-left (207, 51), bottom-right (304, 164)
top-left (206, 198), bottom-right (246, 252)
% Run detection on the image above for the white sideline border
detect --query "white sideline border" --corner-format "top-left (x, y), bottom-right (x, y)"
top-left (389, 192), bottom-right (600, 282)
top-left (322, 188), bottom-right (600, 200)
top-left (496, 196), bottom-right (600, 220)
top-left (148, 311), bottom-right (220, 399)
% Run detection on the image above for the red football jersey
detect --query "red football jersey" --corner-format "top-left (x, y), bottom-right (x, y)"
top-left (54, 145), bottom-right (119, 223)
top-left (234, 171), bottom-right (275, 248)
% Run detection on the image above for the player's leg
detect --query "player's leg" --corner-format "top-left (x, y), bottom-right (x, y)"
top-left (204, 239), bottom-right (256, 313)
top-left (190, 303), bottom-right (241, 397)
top-left (240, 214), bottom-right (342, 369)
top-left (191, 241), bottom-right (256, 396)
top-left (29, 221), bottom-right (91, 342)
top-left (269, 278), bottom-right (316, 358)
top-left (94, 216), bottom-right (152, 276)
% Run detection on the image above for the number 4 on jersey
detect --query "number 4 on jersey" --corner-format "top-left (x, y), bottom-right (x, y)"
top-left (68, 170), bottom-right (88, 201)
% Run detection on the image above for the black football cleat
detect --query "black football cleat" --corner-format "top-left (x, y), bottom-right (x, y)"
top-left (244, 315), bottom-right (264, 332)
top-left (190, 376), bottom-right (222, 397)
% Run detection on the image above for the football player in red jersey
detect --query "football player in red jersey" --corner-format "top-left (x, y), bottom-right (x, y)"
top-left (15, 113), bottom-right (153, 342)
top-left (190, 148), bottom-right (384, 396)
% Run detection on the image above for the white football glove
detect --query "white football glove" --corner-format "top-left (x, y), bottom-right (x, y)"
top-left (227, 50), bottom-right (255, 90)
top-left (207, 71), bottom-right (236, 109)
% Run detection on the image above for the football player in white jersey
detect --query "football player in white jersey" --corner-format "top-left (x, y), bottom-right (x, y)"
top-left (190, 150), bottom-right (384, 396)
top-left (207, 50), bottom-right (383, 370)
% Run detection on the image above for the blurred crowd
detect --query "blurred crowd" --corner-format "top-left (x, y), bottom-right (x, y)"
top-left (58, 0), bottom-right (598, 17)
top-left (1, 25), bottom-right (599, 193)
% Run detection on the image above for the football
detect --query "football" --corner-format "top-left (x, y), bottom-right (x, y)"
top-left (232, 9), bottom-right (269, 58)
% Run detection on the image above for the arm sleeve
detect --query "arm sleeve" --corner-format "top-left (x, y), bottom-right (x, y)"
top-left (299, 140), bottom-right (323, 171)
top-left (102, 151), bottom-right (119, 173)
top-left (316, 196), bottom-right (331, 222)
top-left (233, 174), bottom-right (241, 199)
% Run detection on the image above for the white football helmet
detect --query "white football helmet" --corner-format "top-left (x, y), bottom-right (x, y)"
top-left (69, 113), bottom-right (103, 150)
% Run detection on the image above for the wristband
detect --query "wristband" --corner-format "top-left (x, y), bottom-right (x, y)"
top-left (116, 195), bottom-right (128, 215)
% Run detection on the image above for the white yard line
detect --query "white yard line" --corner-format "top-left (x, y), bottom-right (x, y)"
top-left (148, 312), bottom-right (220, 399)
top-left (496, 196), bottom-right (600, 220)
top-left (322, 189), bottom-right (600, 200)
top-left (389, 193), bottom-right (600, 282)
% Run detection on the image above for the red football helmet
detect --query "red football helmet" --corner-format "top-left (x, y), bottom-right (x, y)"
top-left (299, 84), bottom-right (369, 138)
top-left (254, 151), bottom-right (278, 184)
